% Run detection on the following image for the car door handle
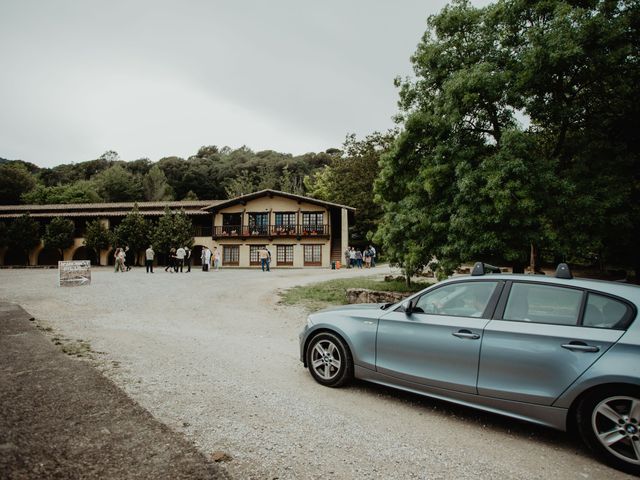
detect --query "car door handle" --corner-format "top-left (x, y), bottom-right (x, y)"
top-left (561, 342), bottom-right (600, 353)
top-left (452, 330), bottom-right (480, 340)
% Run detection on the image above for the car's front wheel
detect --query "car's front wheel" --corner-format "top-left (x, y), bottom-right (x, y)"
top-left (576, 386), bottom-right (640, 475)
top-left (306, 332), bottom-right (353, 387)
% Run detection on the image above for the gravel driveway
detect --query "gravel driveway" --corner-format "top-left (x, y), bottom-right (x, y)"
top-left (0, 267), bottom-right (634, 479)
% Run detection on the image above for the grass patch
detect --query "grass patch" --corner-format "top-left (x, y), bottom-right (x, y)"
top-left (281, 277), bottom-right (432, 312)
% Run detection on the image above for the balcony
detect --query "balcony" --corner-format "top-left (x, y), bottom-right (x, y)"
top-left (212, 224), bottom-right (330, 239)
top-left (193, 226), bottom-right (213, 237)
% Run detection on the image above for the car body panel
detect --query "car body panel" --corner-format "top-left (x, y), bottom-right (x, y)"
top-left (300, 304), bottom-right (384, 369)
top-left (478, 320), bottom-right (623, 405)
top-left (376, 310), bottom-right (489, 394)
top-left (355, 365), bottom-right (568, 430)
top-left (553, 328), bottom-right (640, 408)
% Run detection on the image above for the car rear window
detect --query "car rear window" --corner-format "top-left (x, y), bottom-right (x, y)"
top-left (582, 293), bottom-right (632, 329)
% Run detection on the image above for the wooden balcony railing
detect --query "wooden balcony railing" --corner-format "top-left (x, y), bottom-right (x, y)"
top-left (211, 224), bottom-right (330, 239)
top-left (193, 226), bottom-right (213, 237)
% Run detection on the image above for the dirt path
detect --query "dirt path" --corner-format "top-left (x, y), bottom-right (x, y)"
top-left (0, 267), bottom-right (635, 479)
top-left (0, 302), bottom-right (229, 480)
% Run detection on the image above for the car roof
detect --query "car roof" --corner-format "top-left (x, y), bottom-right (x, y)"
top-left (443, 273), bottom-right (640, 305)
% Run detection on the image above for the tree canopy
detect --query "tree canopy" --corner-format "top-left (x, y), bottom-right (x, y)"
top-left (83, 219), bottom-right (114, 265)
top-left (42, 217), bottom-right (75, 257)
top-left (375, 0), bottom-right (640, 279)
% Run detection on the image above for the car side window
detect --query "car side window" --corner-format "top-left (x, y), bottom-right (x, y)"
top-left (414, 282), bottom-right (498, 318)
top-left (503, 283), bottom-right (582, 325)
top-left (583, 293), bottom-right (631, 329)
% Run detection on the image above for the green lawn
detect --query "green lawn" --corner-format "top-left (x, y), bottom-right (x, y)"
top-left (280, 277), bottom-right (432, 312)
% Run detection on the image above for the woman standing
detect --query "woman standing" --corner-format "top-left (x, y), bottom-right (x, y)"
top-left (165, 247), bottom-right (176, 272)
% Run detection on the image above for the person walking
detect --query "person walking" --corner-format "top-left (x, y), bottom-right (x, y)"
top-left (114, 248), bottom-right (123, 273)
top-left (364, 248), bottom-right (372, 268)
top-left (259, 246), bottom-right (270, 272)
top-left (175, 246), bottom-right (186, 272)
top-left (124, 246), bottom-right (133, 271)
top-left (370, 245), bottom-right (377, 267)
top-left (344, 247), bottom-right (351, 269)
top-left (117, 248), bottom-right (127, 272)
top-left (165, 247), bottom-right (176, 272)
top-left (145, 245), bottom-right (155, 273)
top-left (184, 247), bottom-right (191, 272)
top-left (201, 246), bottom-right (211, 271)
top-left (356, 249), bottom-right (363, 269)
top-left (213, 247), bottom-right (221, 271)
top-left (349, 247), bottom-right (356, 268)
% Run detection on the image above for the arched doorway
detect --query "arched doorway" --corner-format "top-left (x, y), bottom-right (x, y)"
top-left (4, 248), bottom-right (28, 266)
top-left (72, 246), bottom-right (94, 262)
top-left (38, 247), bottom-right (62, 266)
top-left (191, 245), bottom-right (204, 266)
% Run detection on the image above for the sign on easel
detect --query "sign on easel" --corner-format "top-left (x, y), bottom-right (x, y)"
top-left (58, 260), bottom-right (91, 287)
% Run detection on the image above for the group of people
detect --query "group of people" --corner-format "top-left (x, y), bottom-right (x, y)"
top-left (113, 247), bottom-right (134, 272)
top-left (199, 246), bottom-right (221, 271)
top-left (345, 245), bottom-right (376, 269)
top-left (163, 246), bottom-right (193, 273)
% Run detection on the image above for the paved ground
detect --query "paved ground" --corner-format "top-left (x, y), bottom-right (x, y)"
top-left (0, 266), bottom-right (636, 479)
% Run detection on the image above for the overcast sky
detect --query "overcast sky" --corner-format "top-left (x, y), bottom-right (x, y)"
top-left (0, 0), bottom-right (492, 168)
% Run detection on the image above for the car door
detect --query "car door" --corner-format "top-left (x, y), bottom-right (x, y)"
top-left (477, 282), bottom-right (626, 405)
top-left (376, 280), bottom-right (502, 394)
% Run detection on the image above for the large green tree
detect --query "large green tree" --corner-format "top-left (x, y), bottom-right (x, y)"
top-left (22, 181), bottom-right (102, 204)
top-left (114, 206), bottom-right (150, 265)
top-left (306, 132), bottom-right (395, 245)
top-left (143, 165), bottom-right (174, 201)
top-left (94, 165), bottom-right (143, 202)
top-left (0, 163), bottom-right (36, 204)
top-left (42, 217), bottom-right (75, 258)
top-left (83, 219), bottom-right (114, 266)
top-left (151, 207), bottom-right (194, 255)
top-left (375, 0), bottom-right (639, 279)
top-left (8, 214), bottom-right (40, 265)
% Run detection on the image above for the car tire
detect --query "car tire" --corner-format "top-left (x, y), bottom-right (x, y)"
top-left (576, 385), bottom-right (640, 475)
top-left (306, 332), bottom-right (353, 388)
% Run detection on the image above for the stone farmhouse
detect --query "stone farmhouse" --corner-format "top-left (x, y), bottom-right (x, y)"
top-left (0, 189), bottom-right (355, 268)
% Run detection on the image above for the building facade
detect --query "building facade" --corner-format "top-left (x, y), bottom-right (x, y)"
top-left (0, 190), bottom-right (354, 268)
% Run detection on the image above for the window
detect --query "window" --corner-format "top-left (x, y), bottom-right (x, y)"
top-left (414, 282), bottom-right (499, 318)
top-left (248, 213), bottom-right (269, 235)
top-left (249, 245), bottom-right (265, 265)
top-left (223, 245), bottom-right (239, 265)
top-left (302, 212), bottom-right (324, 234)
top-left (583, 293), bottom-right (631, 329)
top-left (275, 213), bottom-right (296, 227)
top-left (503, 283), bottom-right (582, 325)
top-left (303, 245), bottom-right (322, 266)
top-left (277, 245), bottom-right (294, 265)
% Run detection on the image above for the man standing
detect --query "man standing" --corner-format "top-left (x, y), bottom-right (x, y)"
top-left (145, 245), bottom-right (155, 273)
top-left (259, 246), bottom-right (270, 272)
top-left (370, 245), bottom-right (377, 267)
top-left (201, 246), bottom-right (211, 271)
top-left (184, 246), bottom-right (192, 273)
top-left (175, 246), bottom-right (186, 272)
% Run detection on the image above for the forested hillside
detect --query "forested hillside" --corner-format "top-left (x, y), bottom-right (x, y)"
top-left (0, 146), bottom-right (337, 205)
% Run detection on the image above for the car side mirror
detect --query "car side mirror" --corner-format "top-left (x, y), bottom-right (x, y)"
top-left (404, 299), bottom-right (414, 316)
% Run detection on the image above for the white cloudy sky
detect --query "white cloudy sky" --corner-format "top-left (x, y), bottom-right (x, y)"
top-left (0, 0), bottom-right (492, 168)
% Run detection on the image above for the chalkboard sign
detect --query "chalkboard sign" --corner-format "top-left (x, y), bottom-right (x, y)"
top-left (58, 260), bottom-right (91, 287)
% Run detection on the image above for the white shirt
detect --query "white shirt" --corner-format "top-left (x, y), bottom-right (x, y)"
top-left (176, 247), bottom-right (186, 260)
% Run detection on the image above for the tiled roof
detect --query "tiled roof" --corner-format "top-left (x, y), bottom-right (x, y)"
top-left (0, 200), bottom-right (221, 219)
top-left (201, 189), bottom-right (355, 212)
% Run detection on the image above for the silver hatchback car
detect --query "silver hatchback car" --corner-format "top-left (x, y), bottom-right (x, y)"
top-left (299, 263), bottom-right (640, 474)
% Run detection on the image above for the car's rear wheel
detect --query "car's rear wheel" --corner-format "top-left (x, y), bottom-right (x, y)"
top-left (576, 386), bottom-right (640, 475)
top-left (306, 332), bottom-right (353, 387)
